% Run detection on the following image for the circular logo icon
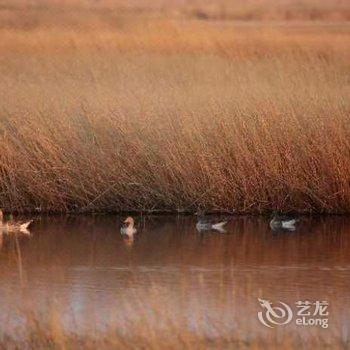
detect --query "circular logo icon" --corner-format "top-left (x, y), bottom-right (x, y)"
top-left (258, 298), bottom-right (293, 328)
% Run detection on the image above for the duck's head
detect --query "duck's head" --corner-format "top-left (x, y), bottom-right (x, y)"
top-left (123, 216), bottom-right (135, 227)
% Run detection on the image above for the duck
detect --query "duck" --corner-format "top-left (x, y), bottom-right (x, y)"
top-left (195, 210), bottom-right (229, 233)
top-left (270, 211), bottom-right (298, 232)
top-left (120, 216), bottom-right (137, 237)
top-left (0, 209), bottom-right (33, 235)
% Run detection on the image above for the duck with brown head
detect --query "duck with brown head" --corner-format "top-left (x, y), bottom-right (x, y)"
top-left (120, 216), bottom-right (137, 237)
top-left (0, 209), bottom-right (33, 235)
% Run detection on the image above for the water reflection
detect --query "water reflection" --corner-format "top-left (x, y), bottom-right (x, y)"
top-left (0, 215), bottom-right (349, 344)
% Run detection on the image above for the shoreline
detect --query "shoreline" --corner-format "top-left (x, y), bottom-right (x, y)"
top-left (2, 208), bottom-right (350, 216)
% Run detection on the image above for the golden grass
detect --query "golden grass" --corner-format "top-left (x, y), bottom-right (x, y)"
top-left (1, 0), bottom-right (349, 27)
top-left (1, 317), bottom-right (345, 350)
top-left (0, 286), bottom-right (347, 349)
top-left (0, 8), bottom-right (349, 213)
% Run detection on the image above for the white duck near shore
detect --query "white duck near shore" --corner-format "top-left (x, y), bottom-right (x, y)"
top-left (0, 209), bottom-right (33, 235)
top-left (120, 216), bottom-right (137, 237)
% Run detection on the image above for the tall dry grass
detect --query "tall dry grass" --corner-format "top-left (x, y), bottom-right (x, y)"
top-left (0, 10), bottom-right (349, 213)
top-left (1, 298), bottom-right (347, 350)
top-left (0, 0), bottom-right (349, 27)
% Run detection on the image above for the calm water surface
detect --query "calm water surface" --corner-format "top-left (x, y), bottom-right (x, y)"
top-left (0, 215), bottom-right (349, 343)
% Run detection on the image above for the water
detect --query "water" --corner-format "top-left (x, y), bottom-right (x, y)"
top-left (0, 215), bottom-right (349, 344)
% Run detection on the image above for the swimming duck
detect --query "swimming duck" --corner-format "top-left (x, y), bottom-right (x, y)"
top-left (0, 209), bottom-right (33, 235)
top-left (120, 216), bottom-right (137, 237)
top-left (270, 211), bottom-right (298, 232)
top-left (195, 210), bottom-right (229, 233)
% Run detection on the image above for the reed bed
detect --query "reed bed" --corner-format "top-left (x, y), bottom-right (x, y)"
top-left (1, 313), bottom-right (345, 350)
top-left (0, 285), bottom-right (347, 349)
top-left (0, 0), bottom-right (349, 27)
top-left (0, 6), bottom-right (349, 214)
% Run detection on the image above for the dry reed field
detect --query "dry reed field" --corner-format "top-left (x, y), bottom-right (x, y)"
top-left (1, 296), bottom-right (347, 350)
top-left (1, 0), bottom-right (349, 26)
top-left (0, 1), bottom-right (350, 214)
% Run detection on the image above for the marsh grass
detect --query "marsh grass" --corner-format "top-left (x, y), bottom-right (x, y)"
top-left (0, 6), bottom-right (349, 214)
top-left (0, 287), bottom-right (347, 350)
top-left (0, 0), bottom-right (349, 27)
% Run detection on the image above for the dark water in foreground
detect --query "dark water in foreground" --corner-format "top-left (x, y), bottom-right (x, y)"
top-left (0, 215), bottom-right (349, 344)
